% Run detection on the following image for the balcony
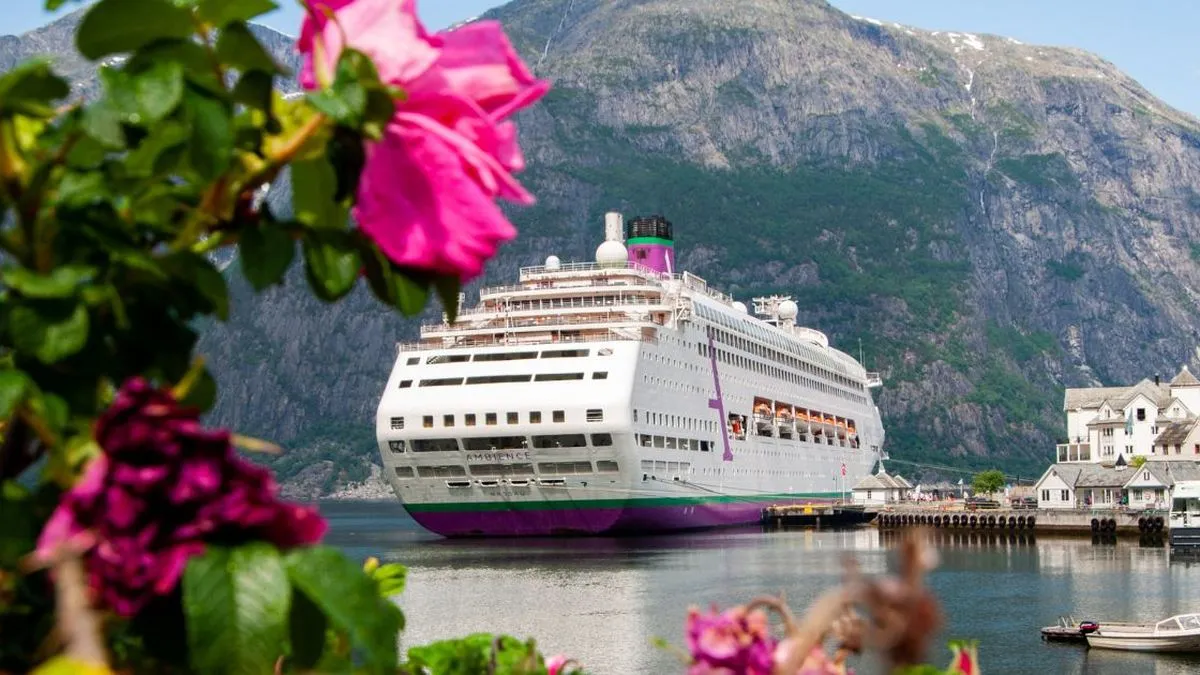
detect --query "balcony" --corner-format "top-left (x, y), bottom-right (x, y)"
top-left (1056, 443), bottom-right (1092, 463)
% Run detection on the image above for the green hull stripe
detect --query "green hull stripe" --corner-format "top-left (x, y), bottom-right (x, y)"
top-left (404, 492), bottom-right (843, 514)
top-left (626, 237), bottom-right (674, 246)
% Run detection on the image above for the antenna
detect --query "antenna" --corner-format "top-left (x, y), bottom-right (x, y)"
top-left (859, 338), bottom-right (864, 365)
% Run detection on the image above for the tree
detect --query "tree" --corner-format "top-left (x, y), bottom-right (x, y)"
top-left (1131, 456), bottom-right (1147, 468)
top-left (972, 469), bottom-right (1007, 496)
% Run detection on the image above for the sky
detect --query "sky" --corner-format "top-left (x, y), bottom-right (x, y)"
top-left (5, 0), bottom-right (1200, 117)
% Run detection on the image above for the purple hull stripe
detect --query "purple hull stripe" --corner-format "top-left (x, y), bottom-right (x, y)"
top-left (406, 498), bottom-right (833, 538)
top-left (706, 331), bottom-right (734, 462)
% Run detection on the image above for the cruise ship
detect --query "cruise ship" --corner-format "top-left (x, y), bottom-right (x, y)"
top-left (374, 212), bottom-right (886, 537)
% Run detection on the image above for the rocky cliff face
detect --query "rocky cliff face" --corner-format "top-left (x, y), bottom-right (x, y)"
top-left (8, 0), bottom-right (1200, 492)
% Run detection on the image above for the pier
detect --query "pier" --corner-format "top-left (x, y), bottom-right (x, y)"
top-left (761, 503), bottom-right (878, 529)
top-left (874, 506), bottom-right (1169, 537)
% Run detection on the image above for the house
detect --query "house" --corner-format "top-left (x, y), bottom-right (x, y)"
top-left (1035, 460), bottom-right (1200, 510)
top-left (1058, 365), bottom-right (1200, 465)
top-left (851, 469), bottom-right (911, 506)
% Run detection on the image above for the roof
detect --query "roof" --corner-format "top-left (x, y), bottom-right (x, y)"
top-left (1155, 420), bottom-right (1199, 447)
top-left (1065, 378), bottom-right (1173, 412)
top-left (1159, 461), bottom-right (1200, 482)
top-left (1037, 463), bottom-right (1131, 489)
top-left (1171, 365), bottom-right (1200, 388)
top-left (851, 471), bottom-right (910, 491)
top-left (1124, 462), bottom-right (1173, 487)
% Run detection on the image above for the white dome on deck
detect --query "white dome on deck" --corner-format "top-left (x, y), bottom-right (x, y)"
top-left (596, 240), bottom-right (628, 267)
top-left (733, 301), bottom-right (748, 313)
top-left (778, 300), bottom-right (799, 321)
top-left (545, 255), bottom-right (561, 270)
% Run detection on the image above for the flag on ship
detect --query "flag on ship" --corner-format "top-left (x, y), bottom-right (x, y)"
top-left (841, 463), bottom-right (846, 476)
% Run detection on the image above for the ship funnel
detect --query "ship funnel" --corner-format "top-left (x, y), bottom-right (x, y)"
top-left (604, 212), bottom-right (624, 243)
top-left (626, 214), bottom-right (675, 275)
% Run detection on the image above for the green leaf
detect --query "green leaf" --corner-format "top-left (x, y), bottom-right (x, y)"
top-left (306, 49), bottom-right (374, 126)
top-left (215, 22), bottom-right (283, 75)
top-left (76, 0), bottom-right (194, 60)
top-left (326, 126), bottom-right (366, 203)
top-left (291, 156), bottom-right (346, 229)
top-left (182, 544), bottom-right (291, 675)
top-left (161, 252), bottom-right (230, 320)
top-left (177, 365), bottom-right (217, 412)
top-left (361, 246), bottom-right (430, 315)
top-left (370, 562), bottom-right (407, 598)
top-left (125, 120), bottom-right (190, 178)
top-left (406, 635), bottom-right (544, 675)
top-left (232, 70), bottom-right (276, 114)
top-left (56, 171), bottom-right (110, 209)
top-left (284, 546), bottom-right (403, 672)
top-left (288, 590), bottom-right (327, 671)
top-left (8, 301), bottom-right (90, 364)
top-left (126, 39), bottom-right (224, 94)
top-left (0, 59), bottom-right (70, 117)
top-left (81, 99), bottom-right (126, 149)
top-left (434, 275), bottom-right (461, 323)
top-left (239, 225), bottom-right (295, 291)
top-left (2, 265), bottom-right (96, 299)
top-left (302, 232), bottom-right (359, 302)
top-left (197, 0), bottom-right (278, 27)
top-left (27, 390), bottom-right (70, 438)
top-left (0, 369), bottom-right (31, 420)
top-left (132, 61), bottom-right (186, 124)
top-left (185, 87), bottom-right (234, 180)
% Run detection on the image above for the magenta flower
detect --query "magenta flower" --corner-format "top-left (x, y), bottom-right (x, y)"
top-left (35, 378), bottom-right (326, 617)
top-left (686, 605), bottom-right (777, 675)
top-left (298, 0), bottom-right (549, 280)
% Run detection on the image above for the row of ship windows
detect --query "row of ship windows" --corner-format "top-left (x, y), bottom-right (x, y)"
top-left (394, 460), bottom-right (620, 478)
top-left (388, 433), bottom-right (614, 453)
top-left (401, 372), bottom-right (608, 388)
top-left (702, 344), bottom-right (866, 404)
top-left (634, 410), bottom-right (719, 433)
top-left (390, 409), bottom-right (604, 430)
top-left (693, 306), bottom-right (845, 376)
top-left (406, 348), bottom-right (602, 366)
top-left (638, 435), bottom-right (714, 452)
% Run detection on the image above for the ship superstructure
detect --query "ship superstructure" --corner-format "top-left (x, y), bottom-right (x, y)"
top-left (374, 213), bottom-right (885, 536)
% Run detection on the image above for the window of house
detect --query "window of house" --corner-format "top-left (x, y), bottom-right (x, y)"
top-left (485, 413), bottom-right (497, 425)
top-left (422, 415), bottom-right (433, 428)
top-left (1137, 408), bottom-right (1146, 421)
top-left (553, 410), bottom-right (565, 423)
top-left (1060, 489), bottom-right (1069, 501)
top-left (465, 414), bottom-right (476, 426)
top-left (1041, 489), bottom-right (1049, 501)
top-left (507, 412), bottom-right (518, 424)
top-left (867, 490), bottom-right (873, 500)
top-left (530, 411), bottom-right (542, 424)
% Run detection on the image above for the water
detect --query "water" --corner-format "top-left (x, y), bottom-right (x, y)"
top-left (322, 501), bottom-right (1200, 674)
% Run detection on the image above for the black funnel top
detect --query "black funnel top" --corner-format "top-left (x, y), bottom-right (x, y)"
top-left (627, 215), bottom-right (673, 241)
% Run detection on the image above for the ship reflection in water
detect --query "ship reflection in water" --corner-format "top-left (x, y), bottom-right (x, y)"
top-left (322, 502), bottom-right (1200, 674)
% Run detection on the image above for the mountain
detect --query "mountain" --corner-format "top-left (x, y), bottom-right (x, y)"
top-left (8, 1), bottom-right (1200, 495)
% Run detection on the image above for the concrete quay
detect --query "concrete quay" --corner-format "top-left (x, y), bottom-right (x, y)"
top-left (874, 505), bottom-right (1168, 537)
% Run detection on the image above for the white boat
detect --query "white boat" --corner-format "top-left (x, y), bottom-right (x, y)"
top-left (374, 211), bottom-right (886, 537)
top-left (1085, 613), bottom-right (1200, 652)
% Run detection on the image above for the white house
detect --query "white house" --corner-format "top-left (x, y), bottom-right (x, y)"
top-left (1035, 460), bottom-right (1200, 510)
top-left (1059, 366), bottom-right (1200, 465)
top-left (1123, 463), bottom-right (1171, 509)
top-left (851, 470), bottom-right (911, 506)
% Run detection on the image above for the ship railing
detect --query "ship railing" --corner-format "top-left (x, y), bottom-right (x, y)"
top-left (454, 295), bottom-right (664, 317)
top-left (479, 278), bottom-right (665, 298)
top-left (865, 372), bottom-right (883, 388)
top-left (397, 328), bottom-right (658, 352)
top-left (420, 312), bottom-right (656, 336)
top-left (493, 261), bottom-right (736, 306)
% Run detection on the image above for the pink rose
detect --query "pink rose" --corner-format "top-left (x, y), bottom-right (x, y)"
top-left (299, 0), bottom-right (549, 280)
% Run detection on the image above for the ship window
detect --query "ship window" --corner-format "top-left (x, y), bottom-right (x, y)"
top-left (465, 374), bottom-right (533, 384)
top-left (470, 463), bottom-right (535, 477)
top-left (532, 434), bottom-right (587, 448)
top-left (465, 414), bottom-right (477, 426)
top-left (406, 357), bottom-right (419, 365)
top-left (633, 409), bottom-right (639, 422)
top-left (653, 436), bottom-right (665, 448)
top-left (398, 380), bottom-right (413, 389)
top-left (390, 417), bottom-right (405, 430)
top-left (700, 441), bottom-right (711, 452)
top-left (387, 440), bottom-right (406, 453)
top-left (427, 354), bottom-right (470, 364)
top-left (485, 413), bottom-right (497, 425)
top-left (443, 414), bottom-right (454, 427)
top-left (416, 465), bottom-right (466, 478)
top-left (507, 412), bottom-right (519, 424)
top-left (596, 460), bottom-right (619, 473)
top-left (537, 461), bottom-right (593, 474)
top-left (542, 349), bottom-right (589, 358)
top-left (553, 410), bottom-right (565, 423)
top-left (530, 411), bottom-right (542, 424)
top-left (420, 377), bottom-right (462, 387)
top-left (639, 434), bottom-right (652, 447)
top-left (422, 415), bottom-right (433, 428)
top-left (474, 352), bottom-right (537, 362)
top-left (463, 436), bottom-right (527, 451)
top-left (393, 466), bottom-right (414, 478)
top-left (535, 373), bottom-right (585, 381)
top-left (592, 433), bottom-right (613, 447)
top-left (412, 438), bottom-right (460, 452)
top-left (586, 409), bottom-right (604, 423)
top-left (593, 372), bottom-right (608, 380)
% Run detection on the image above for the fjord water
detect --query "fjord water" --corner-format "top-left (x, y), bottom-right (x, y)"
top-left (323, 502), bottom-right (1200, 674)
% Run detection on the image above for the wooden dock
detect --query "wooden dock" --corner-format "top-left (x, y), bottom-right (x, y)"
top-left (761, 503), bottom-right (877, 529)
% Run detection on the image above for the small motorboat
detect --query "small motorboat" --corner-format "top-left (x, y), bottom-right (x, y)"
top-left (1085, 612), bottom-right (1200, 652)
top-left (1040, 616), bottom-right (1099, 644)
